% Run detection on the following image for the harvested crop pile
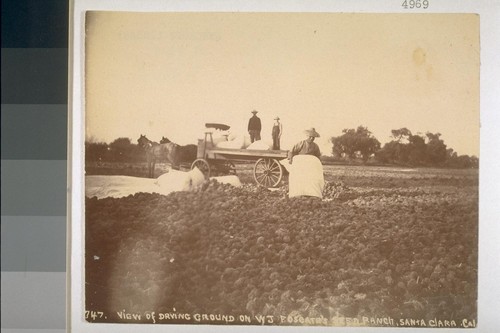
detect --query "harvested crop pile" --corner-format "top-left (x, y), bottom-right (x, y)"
top-left (86, 177), bottom-right (477, 326)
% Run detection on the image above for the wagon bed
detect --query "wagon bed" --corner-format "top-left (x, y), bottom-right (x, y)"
top-left (207, 147), bottom-right (288, 159)
top-left (191, 140), bottom-right (289, 187)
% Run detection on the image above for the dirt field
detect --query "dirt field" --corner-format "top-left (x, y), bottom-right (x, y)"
top-left (85, 163), bottom-right (478, 327)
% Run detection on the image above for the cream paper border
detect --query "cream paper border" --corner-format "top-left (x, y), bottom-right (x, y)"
top-left (69, 0), bottom-right (500, 332)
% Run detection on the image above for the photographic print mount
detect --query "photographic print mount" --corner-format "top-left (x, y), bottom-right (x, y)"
top-left (69, 1), bottom-right (500, 333)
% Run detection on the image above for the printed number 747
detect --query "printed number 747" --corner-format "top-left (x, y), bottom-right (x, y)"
top-left (85, 311), bottom-right (104, 320)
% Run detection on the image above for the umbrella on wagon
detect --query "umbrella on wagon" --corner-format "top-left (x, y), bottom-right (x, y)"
top-left (205, 123), bottom-right (231, 131)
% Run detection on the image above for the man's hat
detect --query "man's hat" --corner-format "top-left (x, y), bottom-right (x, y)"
top-left (274, 116), bottom-right (280, 120)
top-left (304, 128), bottom-right (320, 137)
top-left (251, 110), bottom-right (258, 114)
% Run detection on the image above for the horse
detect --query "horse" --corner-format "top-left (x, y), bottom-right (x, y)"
top-left (159, 136), bottom-right (198, 169)
top-left (137, 135), bottom-right (198, 177)
top-left (137, 134), bottom-right (169, 178)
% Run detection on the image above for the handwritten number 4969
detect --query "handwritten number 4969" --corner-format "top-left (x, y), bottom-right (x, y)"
top-left (402, 0), bottom-right (429, 9)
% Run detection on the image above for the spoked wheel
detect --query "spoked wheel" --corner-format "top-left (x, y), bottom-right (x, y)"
top-left (191, 159), bottom-right (211, 179)
top-left (253, 158), bottom-right (283, 188)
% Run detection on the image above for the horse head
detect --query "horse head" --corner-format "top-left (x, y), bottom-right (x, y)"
top-left (137, 134), bottom-right (153, 148)
top-left (160, 136), bottom-right (171, 144)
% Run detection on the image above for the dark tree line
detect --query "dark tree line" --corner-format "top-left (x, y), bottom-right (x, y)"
top-left (330, 126), bottom-right (381, 163)
top-left (330, 126), bottom-right (478, 168)
top-left (85, 137), bottom-right (145, 163)
top-left (87, 129), bottom-right (478, 169)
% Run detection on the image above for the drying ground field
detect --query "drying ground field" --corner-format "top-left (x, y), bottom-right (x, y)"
top-left (85, 163), bottom-right (478, 328)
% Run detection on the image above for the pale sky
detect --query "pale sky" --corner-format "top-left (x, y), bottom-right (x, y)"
top-left (85, 12), bottom-right (479, 156)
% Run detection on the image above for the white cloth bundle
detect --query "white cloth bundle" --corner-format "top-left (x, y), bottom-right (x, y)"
top-left (155, 167), bottom-right (205, 194)
top-left (216, 138), bottom-right (244, 149)
top-left (210, 175), bottom-right (242, 187)
top-left (246, 140), bottom-right (271, 150)
top-left (85, 167), bottom-right (207, 199)
top-left (286, 155), bottom-right (324, 199)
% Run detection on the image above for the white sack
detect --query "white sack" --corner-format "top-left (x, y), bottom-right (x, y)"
top-left (155, 169), bottom-right (192, 194)
top-left (189, 167), bottom-right (206, 187)
top-left (210, 175), bottom-right (242, 187)
top-left (279, 158), bottom-right (292, 173)
top-left (288, 155), bottom-right (324, 199)
top-left (216, 139), bottom-right (244, 149)
top-left (198, 129), bottom-right (228, 144)
top-left (230, 135), bottom-right (245, 148)
top-left (212, 130), bottom-right (230, 145)
top-left (221, 133), bottom-right (254, 149)
top-left (246, 140), bottom-right (271, 150)
top-left (213, 136), bottom-right (228, 145)
top-left (155, 167), bottom-right (206, 194)
top-left (242, 135), bottom-right (252, 149)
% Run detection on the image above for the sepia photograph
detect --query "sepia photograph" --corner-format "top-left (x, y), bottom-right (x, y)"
top-left (78, 8), bottom-right (480, 330)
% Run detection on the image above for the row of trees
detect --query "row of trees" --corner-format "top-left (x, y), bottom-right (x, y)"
top-left (330, 126), bottom-right (478, 168)
top-left (85, 137), bottom-right (145, 163)
top-left (86, 128), bottom-right (478, 169)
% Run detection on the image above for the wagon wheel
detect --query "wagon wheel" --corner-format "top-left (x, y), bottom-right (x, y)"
top-left (253, 158), bottom-right (283, 188)
top-left (191, 159), bottom-right (211, 179)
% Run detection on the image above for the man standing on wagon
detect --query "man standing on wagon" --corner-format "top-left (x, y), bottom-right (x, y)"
top-left (272, 116), bottom-right (283, 150)
top-left (248, 110), bottom-right (262, 143)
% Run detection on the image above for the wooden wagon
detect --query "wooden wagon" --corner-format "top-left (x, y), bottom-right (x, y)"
top-left (190, 131), bottom-right (289, 188)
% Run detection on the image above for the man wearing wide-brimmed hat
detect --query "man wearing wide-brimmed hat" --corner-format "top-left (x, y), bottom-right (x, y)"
top-left (288, 127), bottom-right (321, 162)
top-left (286, 127), bottom-right (324, 199)
top-left (247, 110), bottom-right (261, 143)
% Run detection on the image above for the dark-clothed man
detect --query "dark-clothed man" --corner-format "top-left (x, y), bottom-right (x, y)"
top-left (272, 116), bottom-right (283, 150)
top-left (248, 110), bottom-right (262, 143)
